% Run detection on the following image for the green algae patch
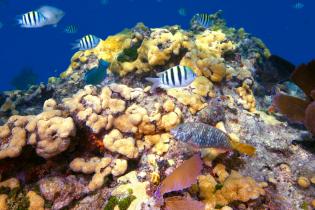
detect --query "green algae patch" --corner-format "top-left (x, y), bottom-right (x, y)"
top-left (117, 41), bottom-right (142, 62)
top-left (6, 187), bottom-right (30, 210)
top-left (104, 189), bottom-right (136, 210)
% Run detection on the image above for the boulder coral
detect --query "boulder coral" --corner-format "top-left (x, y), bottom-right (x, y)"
top-left (0, 105), bottom-right (76, 159)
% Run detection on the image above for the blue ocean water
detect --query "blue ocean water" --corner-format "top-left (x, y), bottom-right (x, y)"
top-left (0, 0), bottom-right (314, 91)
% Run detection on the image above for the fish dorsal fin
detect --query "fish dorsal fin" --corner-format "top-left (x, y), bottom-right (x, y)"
top-left (157, 71), bottom-right (165, 77)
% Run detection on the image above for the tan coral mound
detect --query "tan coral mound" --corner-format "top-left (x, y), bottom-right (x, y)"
top-left (70, 156), bottom-right (128, 191)
top-left (198, 164), bottom-right (265, 209)
top-left (27, 191), bottom-right (45, 210)
top-left (31, 113), bottom-right (76, 158)
top-left (26, 108), bottom-right (76, 159)
top-left (103, 129), bottom-right (139, 158)
top-left (114, 104), bottom-right (147, 134)
top-left (0, 122), bottom-right (27, 160)
top-left (167, 88), bottom-right (207, 114)
top-left (0, 100), bottom-right (76, 159)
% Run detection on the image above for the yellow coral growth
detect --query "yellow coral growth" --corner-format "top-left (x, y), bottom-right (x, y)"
top-left (167, 88), bottom-right (207, 114)
top-left (137, 115), bottom-right (156, 135)
top-left (0, 194), bottom-right (8, 210)
top-left (144, 133), bottom-right (172, 155)
top-left (213, 164), bottom-right (229, 183)
top-left (158, 110), bottom-right (182, 131)
top-left (236, 82), bottom-right (256, 112)
top-left (144, 29), bottom-right (188, 66)
top-left (150, 172), bottom-right (160, 185)
top-left (199, 168), bottom-right (265, 208)
top-left (195, 30), bottom-right (235, 58)
top-left (191, 76), bottom-right (213, 97)
top-left (215, 170), bottom-right (265, 206)
top-left (198, 175), bottom-right (217, 200)
top-left (96, 33), bottom-right (131, 62)
top-left (180, 30), bottom-right (233, 83)
top-left (110, 28), bottom-right (189, 76)
top-left (27, 191), bottom-right (45, 210)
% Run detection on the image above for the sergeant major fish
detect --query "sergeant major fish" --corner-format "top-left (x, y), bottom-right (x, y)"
top-left (145, 65), bottom-right (196, 92)
top-left (37, 5), bottom-right (65, 27)
top-left (192, 13), bottom-right (213, 28)
top-left (17, 5), bottom-right (64, 28)
top-left (171, 122), bottom-right (256, 156)
top-left (17, 11), bottom-right (47, 28)
top-left (72, 34), bottom-right (101, 50)
top-left (64, 25), bottom-right (78, 34)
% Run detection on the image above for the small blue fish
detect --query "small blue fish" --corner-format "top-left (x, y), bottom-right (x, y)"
top-left (292, 1), bottom-right (304, 9)
top-left (72, 34), bottom-right (101, 50)
top-left (178, 8), bottom-right (187, 17)
top-left (193, 13), bottom-right (213, 28)
top-left (84, 59), bottom-right (109, 85)
top-left (64, 25), bottom-right (78, 34)
top-left (0, 21), bottom-right (3, 29)
top-left (17, 11), bottom-right (47, 28)
top-left (145, 65), bottom-right (197, 92)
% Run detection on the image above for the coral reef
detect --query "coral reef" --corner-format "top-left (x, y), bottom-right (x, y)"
top-left (0, 11), bottom-right (314, 210)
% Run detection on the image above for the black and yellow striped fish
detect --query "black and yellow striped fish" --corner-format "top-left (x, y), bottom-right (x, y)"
top-left (145, 65), bottom-right (197, 92)
top-left (17, 11), bottom-right (47, 28)
top-left (193, 13), bottom-right (213, 28)
top-left (72, 34), bottom-right (101, 50)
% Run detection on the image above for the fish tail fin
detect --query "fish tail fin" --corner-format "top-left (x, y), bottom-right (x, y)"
top-left (230, 141), bottom-right (256, 156)
top-left (15, 15), bottom-right (23, 26)
top-left (145, 77), bottom-right (160, 93)
top-left (71, 42), bottom-right (80, 50)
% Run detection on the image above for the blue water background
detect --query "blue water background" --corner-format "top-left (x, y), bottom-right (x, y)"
top-left (0, 0), bottom-right (314, 90)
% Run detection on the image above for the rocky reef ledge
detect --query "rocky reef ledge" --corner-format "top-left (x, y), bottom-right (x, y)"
top-left (0, 12), bottom-right (314, 210)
